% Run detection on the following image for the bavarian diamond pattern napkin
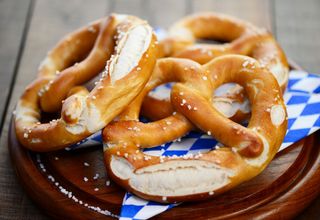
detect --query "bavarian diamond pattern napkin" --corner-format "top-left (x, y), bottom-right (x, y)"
top-left (70, 69), bottom-right (320, 219)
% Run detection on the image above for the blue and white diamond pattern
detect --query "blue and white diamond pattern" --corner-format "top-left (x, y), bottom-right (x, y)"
top-left (69, 131), bottom-right (102, 150)
top-left (143, 131), bottom-right (217, 157)
top-left (120, 193), bottom-right (177, 220)
top-left (279, 71), bottom-right (320, 149)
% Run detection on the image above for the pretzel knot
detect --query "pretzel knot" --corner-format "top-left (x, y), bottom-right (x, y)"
top-left (103, 55), bottom-right (287, 203)
top-left (14, 14), bottom-right (158, 151)
top-left (143, 12), bottom-right (288, 122)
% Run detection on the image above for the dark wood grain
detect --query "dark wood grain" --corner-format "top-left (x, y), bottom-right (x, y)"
top-left (8, 118), bottom-right (320, 219)
top-left (273, 0), bottom-right (320, 73)
top-left (191, 0), bottom-right (273, 32)
top-left (0, 0), bottom-right (108, 219)
top-left (146, 0), bottom-right (190, 28)
top-left (273, 2), bottom-right (320, 218)
top-left (0, 0), bottom-right (32, 134)
top-left (109, 0), bottom-right (145, 18)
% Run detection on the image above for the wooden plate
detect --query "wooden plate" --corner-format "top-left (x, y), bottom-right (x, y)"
top-left (8, 63), bottom-right (320, 219)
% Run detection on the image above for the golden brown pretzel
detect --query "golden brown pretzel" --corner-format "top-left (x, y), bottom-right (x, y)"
top-left (143, 12), bottom-right (288, 121)
top-left (14, 15), bottom-right (158, 151)
top-left (103, 55), bottom-right (287, 203)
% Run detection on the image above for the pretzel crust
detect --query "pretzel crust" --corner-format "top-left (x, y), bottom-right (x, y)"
top-left (104, 55), bottom-right (287, 203)
top-left (14, 15), bottom-right (158, 151)
top-left (143, 12), bottom-right (288, 121)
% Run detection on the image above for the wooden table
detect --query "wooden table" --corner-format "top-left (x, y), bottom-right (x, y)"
top-left (0, 0), bottom-right (319, 219)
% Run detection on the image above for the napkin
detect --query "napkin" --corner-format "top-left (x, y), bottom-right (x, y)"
top-left (70, 69), bottom-right (320, 219)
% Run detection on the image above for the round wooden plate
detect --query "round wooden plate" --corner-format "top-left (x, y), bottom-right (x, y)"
top-left (8, 63), bottom-right (320, 219)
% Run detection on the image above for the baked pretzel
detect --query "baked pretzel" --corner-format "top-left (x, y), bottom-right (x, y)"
top-left (14, 14), bottom-right (158, 151)
top-left (103, 55), bottom-right (287, 203)
top-left (143, 12), bottom-right (288, 121)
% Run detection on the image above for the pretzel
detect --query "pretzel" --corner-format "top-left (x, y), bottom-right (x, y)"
top-left (103, 55), bottom-right (287, 203)
top-left (143, 12), bottom-right (288, 121)
top-left (14, 14), bottom-right (158, 151)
